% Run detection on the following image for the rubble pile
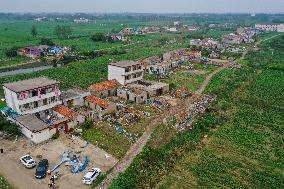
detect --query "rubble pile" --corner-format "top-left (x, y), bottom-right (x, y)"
top-left (165, 95), bottom-right (216, 130)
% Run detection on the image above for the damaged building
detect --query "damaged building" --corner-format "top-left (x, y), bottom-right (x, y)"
top-left (88, 79), bottom-right (120, 98)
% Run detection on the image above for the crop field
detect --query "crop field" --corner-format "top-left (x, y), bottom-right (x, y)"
top-left (0, 20), bottom-right (179, 68)
top-left (109, 35), bottom-right (284, 189)
top-left (0, 32), bottom-right (188, 99)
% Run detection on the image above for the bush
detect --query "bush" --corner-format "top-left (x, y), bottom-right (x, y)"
top-left (0, 114), bottom-right (21, 137)
top-left (91, 33), bottom-right (107, 42)
top-left (81, 120), bottom-right (93, 130)
top-left (40, 38), bottom-right (55, 46)
top-left (52, 132), bottom-right (59, 139)
top-left (5, 47), bottom-right (18, 58)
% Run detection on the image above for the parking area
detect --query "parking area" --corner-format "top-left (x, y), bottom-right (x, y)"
top-left (0, 135), bottom-right (118, 189)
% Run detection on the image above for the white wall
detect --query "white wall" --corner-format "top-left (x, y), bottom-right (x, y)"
top-left (108, 65), bottom-right (126, 85)
top-left (18, 124), bottom-right (56, 144)
top-left (3, 87), bottom-right (20, 112)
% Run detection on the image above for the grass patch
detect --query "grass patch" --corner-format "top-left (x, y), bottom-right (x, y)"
top-left (82, 122), bottom-right (132, 159)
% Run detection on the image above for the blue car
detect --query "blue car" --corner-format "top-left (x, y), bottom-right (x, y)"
top-left (35, 159), bottom-right (49, 179)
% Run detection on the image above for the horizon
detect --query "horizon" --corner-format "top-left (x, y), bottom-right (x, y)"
top-left (1, 0), bottom-right (284, 14)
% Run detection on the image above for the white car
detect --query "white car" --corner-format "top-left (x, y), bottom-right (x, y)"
top-left (82, 168), bottom-right (101, 185)
top-left (20, 155), bottom-right (36, 168)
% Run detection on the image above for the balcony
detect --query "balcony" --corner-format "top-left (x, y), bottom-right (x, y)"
top-left (21, 101), bottom-right (62, 115)
top-left (18, 91), bottom-right (61, 105)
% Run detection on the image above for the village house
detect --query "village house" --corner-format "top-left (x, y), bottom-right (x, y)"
top-left (85, 96), bottom-right (116, 118)
top-left (46, 47), bottom-right (68, 56)
top-left (88, 79), bottom-right (120, 98)
top-left (15, 114), bottom-right (57, 144)
top-left (121, 28), bottom-right (134, 35)
top-left (222, 33), bottom-right (243, 44)
top-left (117, 86), bottom-right (148, 104)
top-left (53, 104), bottom-right (85, 130)
top-left (17, 46), bottom-right (48, 59)
top-left (74, 18), bottom-right (90, 23)
top-left (117, 80), bottom-right (169, 104)
top-left (61, 88), bottom-right (91, 107)
top-left (190, 39), bottom-right (202, 47)
top-left (108, 61), bottom-right (144, 85)
top-left (109, 34), bottom-right (128, 42)
top-left (3, 77), bottom-right (62, 116)
top-left (142, 26), bottom-right (161, 34)
top-left (129, 80), bottom-right (170, 97)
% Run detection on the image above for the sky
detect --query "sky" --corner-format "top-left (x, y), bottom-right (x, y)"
top-left (0, 0), bottom-right (284, 13)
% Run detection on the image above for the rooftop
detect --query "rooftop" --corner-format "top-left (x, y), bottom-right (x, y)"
top-left (3, 77), bottom-right (59, 93)
top-left (16, 114), bottom-right (50, 132)
top-left (53, 105), bottom-right (79, 121)
top-left (88, 79), bottom-right (120, 92)
top-left (109, 60), bottom-right (141, 68)
top-left (85, 96), bottom-right (109, 108)
top-left (61, 88), bottom-right (90, 101)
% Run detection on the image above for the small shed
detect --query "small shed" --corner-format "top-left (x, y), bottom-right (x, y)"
top-left (16, 114), bottom-right (56, 144)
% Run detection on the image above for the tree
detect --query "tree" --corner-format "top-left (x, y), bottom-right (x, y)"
top-left (0, 114), bottom-right (21, 137)
top-left (54, 25), bottom-right (73, 39)
top-left (31, 26), bottom-right (38, 37)
top-left (5, 47), bottom-right (18, 58)
top-left (40, 38), bottom-right (55, 46)
top-left (91, 33), bottom-right (106, 42)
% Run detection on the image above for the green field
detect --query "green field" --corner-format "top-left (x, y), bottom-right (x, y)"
top-left (109, 34), bottom-right (284, 189)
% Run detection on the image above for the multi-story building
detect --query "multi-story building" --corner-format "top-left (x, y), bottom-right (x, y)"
top-left (108, 61), bottom-right (144, 85)
top-left (255, 23), bottom-right (284, 32)
top-left (3, 77), bottom-right (62, 115)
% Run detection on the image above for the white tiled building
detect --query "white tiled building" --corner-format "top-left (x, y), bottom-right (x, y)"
top-left (3, 77), bottom-right (62, 115)
top-left (108, 61), bottom-right (144, 85)
top-left (255, 23), bottom-right (284, 32)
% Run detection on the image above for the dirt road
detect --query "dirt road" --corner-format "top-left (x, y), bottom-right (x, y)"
top-left (0, 155), bottom-right (46, 189)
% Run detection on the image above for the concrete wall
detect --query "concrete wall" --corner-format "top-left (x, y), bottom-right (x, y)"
top-left (85, 101), bottom-right (116, 116)
top-left (117, 89), bottom-right (148, 104)
top-left (3, 87), bottom-right (19, 112)
top-left (90, 88), bottom-right (117, 98)
top-left (108, 65), bottom-right (144, 85)
top-left (108, 65), bottom-right (126, 85)
top-left (18, 124), bottom-right (56, 144)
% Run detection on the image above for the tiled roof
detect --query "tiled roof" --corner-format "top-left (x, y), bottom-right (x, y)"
top-left (53, 105), bottom-right (79, 121)
top-left (85, 96), bottom-right (109, 108)
top-left (89, 80), bottom-right (119, 92)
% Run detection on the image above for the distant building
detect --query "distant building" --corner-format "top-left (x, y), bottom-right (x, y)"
top-left (3, 77), bottom-right (61, 115)
top-left (190, 39), bottom-right (202, 47)
top-left (168, 27), bottom-right (178, 32)
top-left (74, 18), bottom-right (90, 23)
top-left (108, 61), bottom-right (144, 85)
top-left (121, 28), bottom-right (134, 35)
top-left (255, 23), bottom-right (284, 32)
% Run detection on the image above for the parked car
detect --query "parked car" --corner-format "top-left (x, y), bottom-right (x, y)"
top-left (20, 155), bottom-right (36, 168)
top-left (35, 159), bottom-right (49, 179)
top-left (82, 168), bottom-right (101, 185)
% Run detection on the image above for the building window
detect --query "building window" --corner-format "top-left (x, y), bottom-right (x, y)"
top-left (125, 75), bottom-right (131, 80)
top-left (32, 90), bottom-right (38, 97)
top-left (125, 67), bottom-right (130, 72)
top-left (40, 88), bottom-right (46, 95)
